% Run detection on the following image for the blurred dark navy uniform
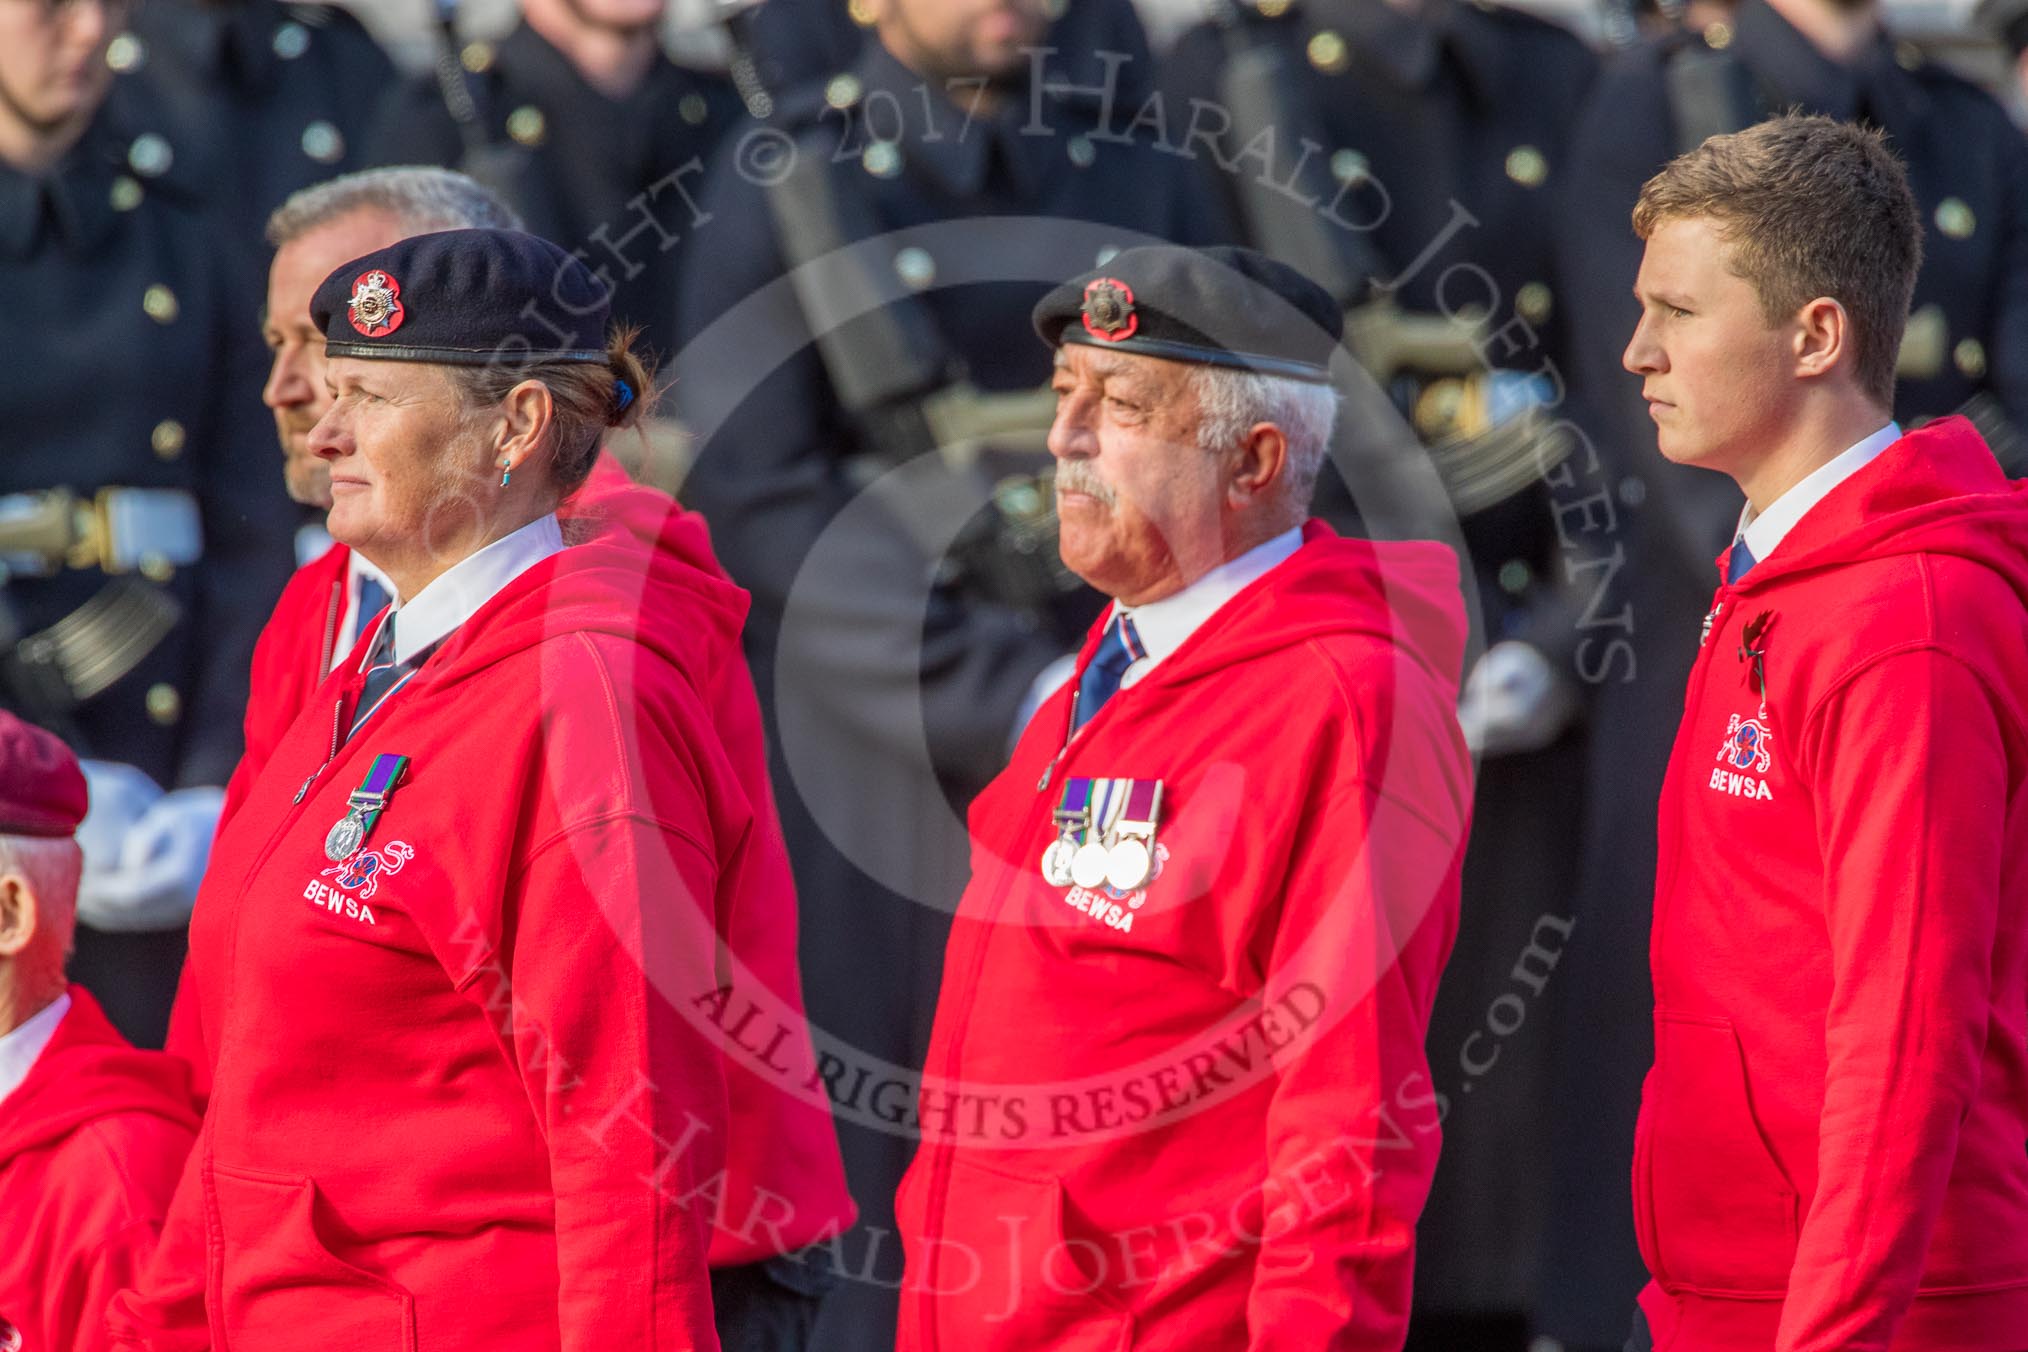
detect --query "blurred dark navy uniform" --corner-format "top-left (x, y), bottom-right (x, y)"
top-left (115, 0), bottom-right (399, 239)
top-left (1, 99), bottom-right (295, 1046)
top-left (736, 0), bottom-right (1154, 107)
top-left (372, 19), bottom-right (747, 363)
top-left (1163, 0), bottom-right (1600, 1330)
top-left (673, 32), bottom-right (1226, 1351)
top-left (1543, 2), bottom-right (2028, 1346)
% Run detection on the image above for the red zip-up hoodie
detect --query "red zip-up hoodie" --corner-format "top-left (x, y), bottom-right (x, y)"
top-left (0, 987), bottom-right (195, 1352)
top-left (108, 503), bottom-right (804, 1349)
top-left (1635, 417), bottom-right (2028, 1350)
top-left (184, 458), bottom-right (853, 1266)
top-left (896, 523), bottom-right (1472, 1351)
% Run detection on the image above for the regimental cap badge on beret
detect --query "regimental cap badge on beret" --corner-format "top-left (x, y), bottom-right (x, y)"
top-left (1081, 278), bottom-right (1138, 342)
top-left (347, 269), bottom-right (405, 339)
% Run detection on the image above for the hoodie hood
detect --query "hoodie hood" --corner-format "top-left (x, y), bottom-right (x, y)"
top-left (0, 986), bottom-right (196, 1163)
top-left (1084, 521), bottom-right (1469, 700)
top-left (1730, 417), bottom-right (2028, 610)
top-left (415, 454), bottom-right (750, 701)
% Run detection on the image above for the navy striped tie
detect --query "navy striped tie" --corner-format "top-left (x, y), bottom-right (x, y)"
top-left (1727, 537), bottom-right (1756, 584)
top-left (1073, 613), bottom-right (1143, 733)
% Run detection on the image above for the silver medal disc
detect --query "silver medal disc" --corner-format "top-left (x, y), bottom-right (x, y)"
top-left (1070, 841), bottom-right (1111, 890)
top-left (324, 813), bottom-right (366, 862)
top-left (1041, 837), bottom-right (1078, 887)
top-left (1105, 838), bottom-right (1151, 893)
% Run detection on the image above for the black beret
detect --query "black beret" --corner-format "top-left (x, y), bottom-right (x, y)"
top-left (312, 228), bottom-right (610, 366)
top-left (1032, 245), bottom-right (1343, 383)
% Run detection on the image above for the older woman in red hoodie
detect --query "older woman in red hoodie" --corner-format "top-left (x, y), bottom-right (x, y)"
top-left (108, 229), bottom-right (768, 1349)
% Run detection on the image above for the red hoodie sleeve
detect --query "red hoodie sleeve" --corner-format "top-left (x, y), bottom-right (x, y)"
top-left (61, 1218), bottom-right (171, 1352)
top-left (1777, 648), bottom-right (2013, 1351)
top-left (1245, 755), bottom-right (1466, 1349)
top-left (481, 811), bottom-right (729, 1352)
top-left (102, 1115), bottom-right (213, 1352)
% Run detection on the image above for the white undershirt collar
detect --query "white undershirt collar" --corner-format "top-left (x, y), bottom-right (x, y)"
top-left (0, 991), bottom-right (70, 1107)
top-left (1738, 422), bottom-right (1899, 564)
top-left (360, 513), bottom-right (564, 669)
top-left (1113, 527), bottom-right (1303, 689)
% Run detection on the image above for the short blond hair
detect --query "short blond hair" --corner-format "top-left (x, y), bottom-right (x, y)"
top-left (1633, 114), bottom-right (1921, 405)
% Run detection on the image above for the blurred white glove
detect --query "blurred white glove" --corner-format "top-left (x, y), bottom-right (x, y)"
top-left (75, 760), bottom-right (222, 932)
top-left (1459, 640), bottom-right (1578, 759)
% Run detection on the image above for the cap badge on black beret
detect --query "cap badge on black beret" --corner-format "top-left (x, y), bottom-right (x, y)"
top-left (347, 269), bottom-right (405, 339)
top-left (1081, 278), bottom-right (1138, 342)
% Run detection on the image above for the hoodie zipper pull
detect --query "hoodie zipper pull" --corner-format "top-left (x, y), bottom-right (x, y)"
top-left (1700, 599), bottom-right (1724, 647)
top-left (294, 695), bottom-right (349, 804)
top-left (1037, 690), bottom-right (1081, 792)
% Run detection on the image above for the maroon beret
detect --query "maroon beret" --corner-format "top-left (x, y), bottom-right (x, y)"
top-left (0, 712), bottom-right (87, 838)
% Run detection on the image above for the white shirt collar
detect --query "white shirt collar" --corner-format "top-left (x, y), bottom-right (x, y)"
top-left (362, 513), bottom-right (564, 669)
top-left (0, 991), bottom-right (70, 1107)
top-left (1738, 422), bottom-right (1899, 564)
top-left (1114, 527), bottom-right (1303, 689)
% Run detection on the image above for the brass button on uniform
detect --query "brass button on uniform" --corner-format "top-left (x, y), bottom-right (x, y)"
top-left (301, 120), bottom-right (345, 164)
top-left (862, 141), bottom-right (902, 178)
top-left (825, 74), bottom-right (862, 109)
top-left (1955, 336), bottom-right (1987, 379)
top-left (140, 553), bottom-right (175, 584)
top-left (848, 0), bottom-right (875, 26)
top-left (1934, 197), bottom-right (1975, 240)
top-left (506, 106), bottom-right (547, 147)
top-left (1307, 30), bottom-right (1348, 75)
top-left (1258, 0), bottom-right (1293, 16)
top-left (894, 246), bottom-right (935, 290)
top-left (143, 284), bottom-right (179, 324)
top-left (106, 33), bottom-right (146, 73)
top-left (461, 41), bottom-right (494, 73)
top-left (146, 683), bottom-right (182, 726)
top-left (109, 175), bottom-right (144, 212)
top-left (1505, 145), bottom-right (1548, 188)
top-left (1517, 281), bottom-right (1553, 325)
top-left (1704, 21), bottom-right (1734, 49)
top-left (1067, 134), bottom-right (1096, 168)
top-left (1331, 148), bottom-right (1370, 184)
top-left (679, 92), bottom-right (709, 125)
top-left (151, 418), bottom-right (186, 459)
top-left (128, 133), bottom-right (173, 178)
top-left (272, 22), bottom-right (310, 60)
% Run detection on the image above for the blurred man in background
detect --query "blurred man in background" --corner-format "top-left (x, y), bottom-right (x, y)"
top-left (374, 0), bottom-right (746, 362)
top-left (1, 0), bottom-right (296, 1047)
top-left (674, 0), bottom-right (1226, 1343)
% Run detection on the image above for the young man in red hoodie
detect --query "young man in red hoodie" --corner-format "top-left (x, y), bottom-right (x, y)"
top-left (1621, 114), bottom-right (2028, 1351)
top-left (894, 246), bottom-right (1472, 1349)
top-left (0, 712), bottom-right (197, 1351)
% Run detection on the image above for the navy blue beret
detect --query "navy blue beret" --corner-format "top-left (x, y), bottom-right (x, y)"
top-left (312, 228), bottom-right (610, 366)
top-left (1032, 245), bottom-right (1343, 384)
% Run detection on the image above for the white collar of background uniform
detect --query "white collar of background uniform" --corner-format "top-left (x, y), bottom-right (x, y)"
top-left (342, 547), bottom-right (397, 655)
top-left (1113, 527), bottom-right (1303, 690)
top-left (1738, 421), bottom-right (1899, 564)
top-left (0, 990), bottom-right (70, 1107)
top-left (367, 513), bottom-right (564, 669)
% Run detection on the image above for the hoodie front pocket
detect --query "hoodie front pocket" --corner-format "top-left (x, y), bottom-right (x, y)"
top-left (209, 1163), bottom-right (416, 1350)
top-left (914, 1155), bottom-right (1134, 1351)
top-left (1645, 1013), bottom-right (1799, 1297)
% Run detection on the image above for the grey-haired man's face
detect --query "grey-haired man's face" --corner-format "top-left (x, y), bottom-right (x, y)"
top-left (262, 208), bottom-right (409, 510)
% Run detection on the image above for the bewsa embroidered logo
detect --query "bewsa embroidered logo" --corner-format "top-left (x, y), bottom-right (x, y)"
top-left (321, 840), bottom-right (415, 900)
